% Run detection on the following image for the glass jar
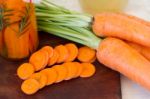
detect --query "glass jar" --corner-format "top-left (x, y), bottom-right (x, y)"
top-left (80, 0), bottom-right (128, 15)
top-left (0, 0), bottom-right (38, 60)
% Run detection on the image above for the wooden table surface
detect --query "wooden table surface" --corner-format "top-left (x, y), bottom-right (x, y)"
top-left (0, 33), bottom-right (121, 99)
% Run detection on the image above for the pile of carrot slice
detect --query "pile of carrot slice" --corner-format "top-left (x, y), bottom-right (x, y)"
top-left (17, 43), bottom-right (96, 95)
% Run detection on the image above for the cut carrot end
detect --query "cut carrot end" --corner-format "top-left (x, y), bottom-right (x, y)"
top-left (17, 63), bottom-right (34, 80)
top-left (80, 63), bottom-right (96, 78)
top-left (77, 46), bottom-right (96, 63)
top-left (21, 79), bottom-right (40, 95)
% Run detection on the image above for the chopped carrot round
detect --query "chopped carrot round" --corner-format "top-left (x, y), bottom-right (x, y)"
top-left (53, 65), bottom-right (67, 83)
top-left (29, 50), bottom-right (48, 71)
top-left (63, 62), bottom-right (77, 80)
top-left (64, 43), bottom-right (78, 62)
top-left (80, 63), bottom-right (96, 78)
top-left (21, 79), bottom-right (40, 95)
top-left (73, 62), bottom-right (83, 78)
top-left (17, 63), bottom-right (34, 80)
top-left (40, 68), bottom-right (57, 86)
top-left (77, 46), bottom-right (96, 63)
top-left (30, 72), bottom-right (47, 89)
top-left (39, 50), bottom-right (49, 68)
top-left (54, 45), bottom-right (68, 63)
top-left (48, 50), bottom-right (59, 66)
top-left (41, 46), bottom-right (54, 58)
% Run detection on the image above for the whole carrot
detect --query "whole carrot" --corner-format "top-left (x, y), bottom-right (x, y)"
top-left (92, 13), bottom-right (150, 47)
top-left (97, 37), bottom-right (150, 90)
top-left (127, 42), bottom-right (150, 61)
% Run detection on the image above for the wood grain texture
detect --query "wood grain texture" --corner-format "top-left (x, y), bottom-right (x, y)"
top-left (0, 32), bottom-right (121, 99)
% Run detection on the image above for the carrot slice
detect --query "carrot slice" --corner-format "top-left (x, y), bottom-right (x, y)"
top-left (63, 62), bottom-right (77, 80)
top-left (29, 50), bottom-right (48, 71)
top-left (53, 65), bottom-right (67, 83)
top-left (48, 50), bottom-right (59, 66)
top-left (21, 79), bottom-right (40, 95)
top-left (39, 50), bottom-right (49, 68)
top-left (54, 45), bottom-right (68, 63)
top-left (73, 62), bottom-right (83, 78)
top-left (64, 43), bottom-right (78, 62)
top-left (41, 46), bottom-right (54, 58)
top-left (80, 63), bottom-right (96, 78)
top-left (77, 46), bottom-right (96, 62)
top-left (40, 68), bottom-right (57, 86)
top-left (17, 63), bottom-right (34, 80)
top-left (30, 72), bottom-right (47, 89)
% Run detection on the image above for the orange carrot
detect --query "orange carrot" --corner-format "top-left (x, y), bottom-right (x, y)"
top-left (64, 43), bottom-right (78, 62)
top-left (54, 45), bottom-right (68, 63)
top-left (21, 79), bottom-right (40, 95)
top-left (40, 68), bottom-right (57, 86)
top-left (73, 62), bottom-right (83, 78)
top-left (77, 46), bottom-right (96, 63)
top-left (127, 42), bottom-right (150, 61)
top-left (48, 50), bottom-right (59, 66)
top-left (29, 50), bottom-right (48, 71)
top-left (96, 37), bottom-right (150, 90)
top-left (17, 63), bottom-right (34, 80)
top-left (53, 65), bottom-right (67, 83)
top-left (41, 46), bottom-right (54, 58)
top-left (63, 62), bottom-right (77, 80)
top-left (92, 13), bottom-right (150, 47)
top-left (30, 72), bottom-right (47, 89)
top-left (80, 63), bottom-right (96, 78)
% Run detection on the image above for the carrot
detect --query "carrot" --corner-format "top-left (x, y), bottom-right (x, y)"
top-left (54, 45), bottom-right (68, 63)
top-left (40, 68), bottom-right (57, 86)
top-left (127, 42), bottom-right (150, 61)
top-left (92, 12), bottom-right (150, 47)
top-left (39, 50), bottom-right (49, 67)
top-left (77, 46), bottom-right (96, 63)
top-left (17, 63), bottom-right (34, 80)
top-left (29, 50), bottom-right (48, 71)
top-left (30, 72), bottom-right (47, 89)
top-left (97, 37), bottom-right (150, 90)
top-left (41, 46), bottom-right (54, 58)
top-left (48, 50), bottom-right (59, 66)
top-left (21, 78), bottom-right (40, 95)
top-left (80, 63), bottom-right (96, 78)
top-left (63, 62), bottom-right (77, 80)
top-left (53, 65), bottom-right (67, 83)
top-left (64, 43), bottom-right (78, 62)
top-left (73, 62), bottom-right (83, 78)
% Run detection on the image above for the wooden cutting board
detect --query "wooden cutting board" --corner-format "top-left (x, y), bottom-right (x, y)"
top-left (0, 32), bottom-right (121, 99)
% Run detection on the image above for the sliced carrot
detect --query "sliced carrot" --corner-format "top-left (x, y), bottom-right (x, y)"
top-left (73, 62), bottom-right (83, 78)
top-left (30, 72), bottom-right (47, 89)
top-left (63, 62), bottom-right (77, 80)
top-left (53, 65), bottom-right (67, 83)
top-left (29, 50), bottom-right (48, 71)
top-left (48, 50), bottom-right (59, 66)
top-left (80, 63), bottom-right (96, 78)
top-left (77, 46), bottom-right (96, 63)
top-left (39, 50), bottom-right (49, 68)
top-left (40, 68), bottom-right (57, 86)
top-left (21, 79), bottom-right (40, 95)
top-left (64, 43), bottom-right (78, 62)
top-left (41, 46), bottom-right (54, 58)
top-left (54, 45), bottom-right (68, 63)
top-left (89, 57), bottom-right (97, 63)
top-left (17, 63), bottom-right (34, 80)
